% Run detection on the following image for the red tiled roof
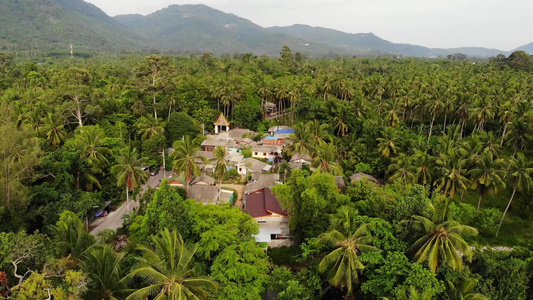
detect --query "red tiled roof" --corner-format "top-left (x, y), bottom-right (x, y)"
top-left (245, 192), bottom-right (271, 218)
top-left (265, 188), bottom-right (287, 216)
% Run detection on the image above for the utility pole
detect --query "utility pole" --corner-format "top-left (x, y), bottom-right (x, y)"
top-left (69, 43), bottom-right (74, 58)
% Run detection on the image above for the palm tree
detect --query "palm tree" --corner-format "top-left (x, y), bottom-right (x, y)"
top-left (312, 142), bottom-right (343, 176)
top-left (425, 98), bottom-right (445, 141)
top-left (317, 224), bottom-right (377, 298)
top-left (81, 245), bottom-right (129, 300)
top-left (505, 118), bottom-right (529, 154)
top-left (307, 120), bottom-right (331, 144)
top-left (126, 229), bottom-right (217, 300)
top-left (77, 126), bottom-right (111, 167)
top-left (405, 198), bottom-right (478, 272)
top-left (111, 147), bottom-right (149, 211)
top-left (413, 149), bottom-right (435, 186)
top-left (285, 122), bottom-right (314, 168)
top-left (377, 127), bottom-right (401, 158)
top-left (171, 136), bottom-right (206, 197)
top-left (434, 150), bottom-right (469, 199)
top-left (210, 146), bottom-right (228, 201)
top-left (445, 278), bottom-right (488, 300)
top-left (496, 153), bottom-right (533, 237)
top-left (137, 114), bottom-right (165, 140)
top-left (388, 154), bottom-right (416, 184)
top-left (41, 112), bottom-right (67, 147)
top-left (467, 152), bottom-right (506, 215)
top-left (50, 211), bottom-right (95, 260)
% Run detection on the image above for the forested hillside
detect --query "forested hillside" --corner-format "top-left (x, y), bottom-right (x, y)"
top-left (1, 49), bottom-right (533, 299)
top-left (0, 0), bottom-right (146, 53)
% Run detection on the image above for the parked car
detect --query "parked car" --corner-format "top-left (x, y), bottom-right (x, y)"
top-left (149, 166), bottom-right (159, 176)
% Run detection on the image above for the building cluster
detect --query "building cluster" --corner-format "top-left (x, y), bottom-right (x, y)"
top-left (167, 115), bottom-right (381, 247)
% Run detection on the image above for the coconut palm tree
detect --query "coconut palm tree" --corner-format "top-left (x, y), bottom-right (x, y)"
top-left (496, 153), bottom-right (533, 237)
top-left (445, 278), bottom-right (488, 300)
top-left (317, 223), bottom-right (377, 298)
top-left (81, 245), bottom-right (129, 300)
top-left (285, 122), bottom-right (314, 168)
top-left (377, 127), bottom-right (401, 158)
top-left (413, 149), bottom-right (435, 186)
top-left (405, 198), bottom-right (478, 272)
top-left (171, 135), bottom-right (206, 197)
top-left (137, 114), bottom-right (165, 140)
top-left (388, 154), bottom-right (416, 184)
top-left (505, 118), bottom-right (529, 154)
top-left (111, 147), bottom-right (149, 211)
top-left (307, 120), bottom-right (331, 144)
top-left (312, 141), bottom-right (343, 176)
top-left (434, 150), bottom-right (469, 199)
top-left (126, 229), bottom-right (217, 300)
top-left (467, 152), bottom-right (506, 215)
top-left (77, 126), bottom-right (111, 167)
top-left (41, 112), bottom-right (67, 147)
top-left (210, 146), bottom-right (228, 201)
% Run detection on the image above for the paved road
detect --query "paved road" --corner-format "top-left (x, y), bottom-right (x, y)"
top-left (90, 172), bottom-right (166, 236)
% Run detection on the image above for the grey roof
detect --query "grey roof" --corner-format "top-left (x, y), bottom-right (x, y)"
top-left (241, 138), bottom-right (254, 145)
top-left (245, 174), bottom-right (280, 194)
top-left (201, 139), bottom-right (228, 147)
top-left (290, 152), bottom-right (312, 162)
top-left (334, 176), bottom-right (346, 189)
top-left (240, 157), bottom-right (270, 172)
top-left (196, 151), bottom-right (215, 160)
top-left (189, 186), bottom-right (220, 204)
top-left (191, 174), bottom-right (216, 186)
top-left (229, 129), bottom-right (253, 140)
top-left (349, 172), bottom-right (380, 185)
top-left (219, 189), bottom-right (234, 203)
top-left (252, 145), bottom-right (278, 153)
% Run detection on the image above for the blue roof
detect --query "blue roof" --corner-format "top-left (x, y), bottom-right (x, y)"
top-left (275, 129), bottom-right (294, 134)
top-left (264, 136), bottom-right (277, 140)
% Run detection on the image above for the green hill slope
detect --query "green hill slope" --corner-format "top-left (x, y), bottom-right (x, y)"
top-left (0, 0), bottom-right (146, 52)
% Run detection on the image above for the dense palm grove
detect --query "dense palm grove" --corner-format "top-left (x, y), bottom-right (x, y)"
top-left (1, 49), bottom-right (533, 299)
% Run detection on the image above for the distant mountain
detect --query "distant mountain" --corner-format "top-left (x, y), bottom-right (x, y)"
top-left (513, 42), bottom-right (533, 55)
top-left (266, 24), bottom-right (506, 58)
top-left (114, 5), bottom-right (350, 56)
top-left (0, 0), bottom-right (145, 52)
top-left (0, 1), bottom-right (514, 58)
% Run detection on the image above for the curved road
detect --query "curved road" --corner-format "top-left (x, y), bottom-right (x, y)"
top-left (90, 172), bottom-right (165, 236)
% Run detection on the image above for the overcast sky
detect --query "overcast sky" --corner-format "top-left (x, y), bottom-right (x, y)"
top-left (85, 0), bottom-right (530, 51)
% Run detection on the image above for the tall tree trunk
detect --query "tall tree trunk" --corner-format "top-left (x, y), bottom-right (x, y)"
top-left (500, 122), bottom-right (508, 146)
top-left (126, 187), bottom-right (130, 211)
top-left (153, 92), bottom-right (158, 119)
top-left (476, 193), bottom-right (483, 216)
top-left (427, 113), bottom-right (436, 142)
top-left (168, 102), bottom-right (172, 122)
top-left (443, 114), bottom-right (447, 134)
top-left (496, 187), bottom-right (516, 238)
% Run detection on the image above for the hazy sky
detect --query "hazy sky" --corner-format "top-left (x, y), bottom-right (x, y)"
top-left (85, 0), bottom-right (531, 51)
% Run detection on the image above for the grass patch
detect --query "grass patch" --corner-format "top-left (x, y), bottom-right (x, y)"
top-left (458, 190), bottom-right (533, 247)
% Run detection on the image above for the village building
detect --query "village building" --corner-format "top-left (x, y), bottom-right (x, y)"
top-left (349, 172), bottom-right (381, 186)
top-left (213, 113), bottom-right (230, 134)
top-left (245, 187), bottom-right (289, 244)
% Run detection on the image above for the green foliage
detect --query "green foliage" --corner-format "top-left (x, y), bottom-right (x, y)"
top-left (232, 99), bottom-right (262, 131)
top-left (135, 180), bottom-right (196, 241)
top-left (360, 251), bottom-right (444, 299)
top-left (269, 266), bottom-right (311, 300)
top-left (50, 210), bottom-right (95, 259)
top-left (165, 112), bottom-right (200, 145)
top-left (273, 170), bottom-right (349, 242)
top-left (470, 250), bottom-right (532, 300)
top-left (476, 208), bottom-right (502, 236)
top-left (211, 241), bottom-right (270, 300)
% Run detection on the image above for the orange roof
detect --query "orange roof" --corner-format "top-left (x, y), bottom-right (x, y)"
top-left (214, 114), bottom-right (230, 126)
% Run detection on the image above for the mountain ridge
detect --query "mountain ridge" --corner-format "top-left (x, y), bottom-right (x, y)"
top-left (0, 1), bottom-right (528, 57)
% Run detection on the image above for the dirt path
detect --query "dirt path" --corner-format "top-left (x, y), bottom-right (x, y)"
top-left (221, 183), bottom-right (245, 209)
